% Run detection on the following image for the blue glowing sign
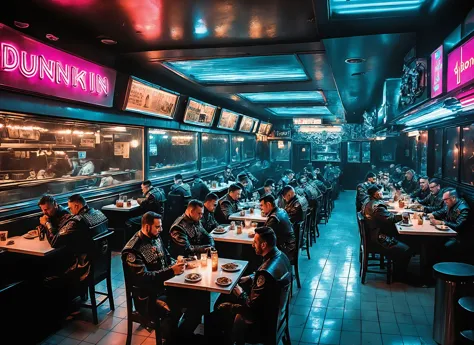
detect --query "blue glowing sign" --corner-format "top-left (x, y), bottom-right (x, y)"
top-left (238, 91), bottom-right (325, 104)
top-left (267, 106), bottom-right (333, 116)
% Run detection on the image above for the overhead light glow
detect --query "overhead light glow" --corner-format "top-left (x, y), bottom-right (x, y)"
top-left (298, 125), bottom-right (341, 133)
top-left (238, 91), bottom-right (325, 104)
top-left (330, 0), bottom-right (425, 16)
top-left (164, 55), bottom-right (309, 84)
top-left (267, 106), bottom-right (332, 116)
top-left (404, 108), bottom-right (454, 127)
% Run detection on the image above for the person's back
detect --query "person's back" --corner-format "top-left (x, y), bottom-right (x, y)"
top-left (191, 177), bottom-right (210, 201)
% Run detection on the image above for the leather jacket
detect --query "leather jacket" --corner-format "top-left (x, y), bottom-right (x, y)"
top-left (202, 207), bottom-right (219, 233)
top-left (169, 214), bottom-right (215, 257)
top-left (169, 183), bottom-right (192, 198)
top-left (411, 187), bottom-right (430, 201)
top-left (264, 207), bottom-right (296, 262)
top-left (399, 178), bottom-right (418, 194)
top-left (122, 231), bottom-right (175, 317)
top-left (356, 182), bottom-right (371, 211)
top-left (284, 195), bottom-right (305, 225)
top-left (191, 179), bottom-right (210, 201)
top-left (419, 190), bottom-right (444, 213)
top-left (363, 198), bottom-right (402, 244)
top-left (140, 186), bottom-right (166, 215)
top-left (311, 179), bottom-right (327, 194)
top-left (433, 199), bottom-right (471, 236)
top-left (223, 171), bottom-right (236, 183)
top-left (38, 205), bottom-right (70, 234)
top-left (215, 193), bottom-right (240, 223)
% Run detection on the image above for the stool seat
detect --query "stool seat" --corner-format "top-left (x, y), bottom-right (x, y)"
top-left (459, 297), bottom-right (474, 314)
top-left (433, 262), bottom-right (474, 282)
top-left (460, 330), bottom-right (474, 344)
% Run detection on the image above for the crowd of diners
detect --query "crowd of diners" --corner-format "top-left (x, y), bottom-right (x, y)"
top-left (27, 163), bottom-right (338, 344)
top-left (356, 165), bottom-right (472, 284)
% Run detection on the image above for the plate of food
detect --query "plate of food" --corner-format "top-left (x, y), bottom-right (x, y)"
top-left (213, 227), bottom-right (227, 234)
top-left (435, 224), bottom-right (450, 231)
top-left (215, 276), bottom-right (232, 286)
top-left (185, 273), bottom-right (202, 283)
top-left (23, 229), bottom-right (39, 239)
top-left (398, 222), bottom-right (413, 227)
top-left (221, 262), bottom-right (241, 272)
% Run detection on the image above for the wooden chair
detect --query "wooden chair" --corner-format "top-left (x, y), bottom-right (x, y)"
top-left (303, 211), bottom-right (311, 260)
top-left (290, 221), bottom-right (305, 297)
top-left (80, 230), bottom-right (115, 324)
top-left (357, 212), bottom-right (392, 284)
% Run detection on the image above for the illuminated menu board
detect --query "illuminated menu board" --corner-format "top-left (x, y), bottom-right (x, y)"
top-left (217, 109), bottom-right (240, 130)
top-left (123, 77), bottom-right (179, 119)
top-left (183, 98), bottom-right (217, 127)
top-left (448, 36), bottom-right (474, 92)
top-left (252, 120), bottom-right (260, 133)
top-left (239, 115), bottom-right (256, 133)
top-left (293, 118), bottom-right (322, 125)
top-left (431, 45), bottom-right (443, 98)
top-left (258, 121), bottom-right (271, 135)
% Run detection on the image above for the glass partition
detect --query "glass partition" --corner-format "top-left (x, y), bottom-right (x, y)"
top-left (201, 133), bottom-right (229, 169)
top-left (347, 142), bottom-right (361, 163)
top-left (444, 127), bottom-right (460, 181)
top-left (270, 140), bottom-right (291, 162)
top-left (0, 113), bottom-right (143, 206)
top-left (311, 143), bottom-right (341, 162)
top-left (148, 129), bottom-right (197, 179)
top-left (462, 124), bottom-right (474, 185)
top-left (361, 142), bottom-right (371, 163)
top-left (434, 129), bottom-right (443, 177)
top-left (231, 135), bottom-right (256, 162)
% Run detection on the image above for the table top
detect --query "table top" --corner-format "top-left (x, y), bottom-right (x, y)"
top-left (396, 218), bottom-right (457, 237)
top-left (229, 209), bottom-right (267, 222)
top-left (102, 200), bottom-right (140, 212)
top-left (238, 201), bottom-right (259, 209)
top-left (0, 236), bottom-right (58, 256)
top-left (207, 182), bottom-right (233, 193)
top-left (164, 258), bottom-right (248, 294)
top-left (211, 225), bottom-right (255, 245)
top-left (386, 201), bottom-right (416, 215)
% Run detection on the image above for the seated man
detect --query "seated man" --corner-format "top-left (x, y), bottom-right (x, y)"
top-left (303, 163), bottom-right (316, 180)
top-left (202, 193), bottom-right (219, 233)
top-left (190, 174), bottom-right (210, 201)
top-left (122, 212), bottom-right (200, 342)
top-left (363, 185), bottom-right (412, 282)
top-left (277, 169), bottom-right (295, 193)
top-left (260, 194), bottom-right (296, 262)
top-left (169, 174), bottom-right (191, 198)
top-left (418, 178), bottom-right (444, 213)
top-left (211, 227), bottom-right (291, 345)
top-left (411, 176), bottom-right (430, 201)
top-left (127, 180), bottom-right (166, 229)
top-left (356, 172), bottom-right (376, 211)
top-left (282, 185), bottom-right (306, 225)
top-left (169, 199), bottom-right (215, 257)
top-left (222, 165), bottom-right (236, 183)
top-left (38, 194), bottom-right (70, 235)
top-left (215, 184), bottom-right (242, 224)
top-left (430, 188), bottom-right (472, 261)
top-left (261, 179), bottom-right (276, 198)
top-left (237, 173), bottom-right (252, 201)
top-left (397, 169), bottom-right (418, 195)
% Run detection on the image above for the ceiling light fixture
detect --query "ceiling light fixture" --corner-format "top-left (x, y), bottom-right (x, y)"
top-left (14, 21), bottom-right (29, 29)
top-left (46, 34), bottom-right (59, 41)
top-left (345, 58), bottom-right (366, 64)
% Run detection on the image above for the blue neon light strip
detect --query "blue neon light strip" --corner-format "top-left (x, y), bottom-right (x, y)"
top-left (267, 106), bottom-right (332, 116)
top-left (330, 0), bottom-right (424, 15)
top-left (238, 91), bottom-right (325, 104)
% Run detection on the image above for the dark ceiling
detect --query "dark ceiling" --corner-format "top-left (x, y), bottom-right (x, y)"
top-left (1, 0), bottom-right (473, 124)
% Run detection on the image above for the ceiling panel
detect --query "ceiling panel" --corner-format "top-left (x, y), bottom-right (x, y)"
top-left (267, 106), bottom-right (333, 116)
top-left (238, 91), bottom-right (326, 104)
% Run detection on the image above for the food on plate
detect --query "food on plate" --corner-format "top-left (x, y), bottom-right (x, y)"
top-left (216, 276), bottom-right (231, 285)
top-left (222, 262), bottom-right (239, 270)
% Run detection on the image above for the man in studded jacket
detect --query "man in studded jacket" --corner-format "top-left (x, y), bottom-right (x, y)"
top-left (127, 180), bottom-right (166, 230)
top-left (417, 178), bottom-right (444, 213)
top-left (214, 184), bottom-right (242, 224)
top-left (201, 193), bottom-right (220, 233)
top-left (356, 172), bottom-right (376, 211)
top-left (362, 185), bottom-right (412, 281)
top-left (410, 176), bottom-right (430, 201)
top-left (282, 185), bottom-right (306, 225)
top-left (260, 193), bottom-right (296, 262)
top-left (211, 227), bottom-right (291, 345)
top-left (169, 199), bottom-right (215, 257)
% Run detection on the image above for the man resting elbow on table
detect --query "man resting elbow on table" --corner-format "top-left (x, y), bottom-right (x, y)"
top-left (214, 183), bottom-right (242, 224)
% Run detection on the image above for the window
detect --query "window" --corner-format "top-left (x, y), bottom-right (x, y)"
top-left (379, 139), bottom-right (396, 162)
top-left (444, 127), bottom-right (460, 181)
top-left (311, 143), bottom-right (341, 162)
top-left (433, 129), bottom-right (443, 177)
top-left (347, 142), bottom-right (361, 163)
top-left (0, 113), bottom-right (143, 206)
top-left (201, 133), bottom-right (229, 170)
top-left (361, 142), bottom-right (371, 163)
top-left (462, 124), bottom-right (474, 185)
top-left (270, 141), bottom-right (291, 162)
top-left (410, 137), bottom-right (418, 167)
top-left (418, 131), bottom-right (428, 176)
top-left (148, 129), bottom-right (197, 179)
top-left (231, 135), bottom-right (256, 162)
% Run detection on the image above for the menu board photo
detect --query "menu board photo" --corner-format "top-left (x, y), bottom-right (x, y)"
top-left (258, 122), bottom-right (269, 135)
top-left (217, 109), bottom-right (240, 130)
top-left (183, 98), bottom-right (217, 127)
top-left (252, 120), bottom-right (260, 133)
top-left (239, 116), bottom-right (255, 133)
top-left (123, 77), bottom-right (179, 119)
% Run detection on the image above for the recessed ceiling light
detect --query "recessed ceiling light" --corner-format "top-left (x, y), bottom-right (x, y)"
top-left (46, 34), bottom-right (59, 41)
top-left (345, 58), bottom-right (366, 64)
top-left (14, 21), bottom-right (29, 29)
top-left (351, 72), bottom-right (366, 76)
top-left (101, 38), bottom-right (117, 45)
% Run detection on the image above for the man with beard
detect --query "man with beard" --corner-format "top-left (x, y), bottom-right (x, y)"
top-left (201, 193), bottom-right (219, 233)
top-left (38, 194), bottom-right (70, 235)
top-left (127, 180), bottom-right (166, 230)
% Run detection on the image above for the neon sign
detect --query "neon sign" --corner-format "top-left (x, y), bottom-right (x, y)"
top-left (430, 45), bottom-right (443, 98)
top-left (0, 24), bottom-right (116, 107)
top-left (447, 36), bottom-right (474, 92)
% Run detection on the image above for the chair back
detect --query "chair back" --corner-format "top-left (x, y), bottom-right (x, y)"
top-left (89, 230), bottom-right (114, 283)
top-left (294, 221), bottom-right (304, 251)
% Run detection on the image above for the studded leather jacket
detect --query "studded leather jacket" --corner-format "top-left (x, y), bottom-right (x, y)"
top-left (191, 178), bottom-right (210, 201)
top-left (399, 178), bottom-right (418, 194)
top-left (284, 195), bottom-right (306, 225)
top-left (363, 199), bottom-right (402, 245)
top-left (433, 199), bottom-right (471, 236)
top-left (215, 193), bottom-right (240, 224)
top-left (169, 182), bottom-right (192, 198)
top-left (419, 190), bottom-right (444, 213)
top-left (169, 214), bottom-right (215, 257)
top-left (140, 186), bottom-right (166, 215)
top-left (356, 181), bottom-right (371, 211)
top-left (202, 207), bottom-right (219, 233)
top-left (38, 205), bottom-right (70, 234)
top-left (265, 207), bottom-right (296, 262)
top-left (411, 187), bottom-right (430, 202)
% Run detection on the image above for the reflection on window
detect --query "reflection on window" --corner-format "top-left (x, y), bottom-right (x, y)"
top-left (419, 131), bottom-right (428, 176)
top-left (270, 141), bottom-right (291, 162)
top-left (311, 143), bottom-right (341, 162)
top-left (462, 125), bottom-right (474, 185)
top-left (434, 129), bottom-right (443, 177)
top-left (361, 142), bottom-right (371, 163)
top-left (298, 144), bottom-right (310, 161)
top-left (380, 139), bottom-right (396, 162)
top-left (148, 129), bottom-right (197, 178)
top-left (411, 138), bottom-right (417, 167)
top-left (347, 142), bottom-right (361, 163)
top-left (444, 127), bottom-right (460, 181)
top-left (0, 114), bottom-right (143, 206)
top-left (231, 135), bottom-right (256, 162)
top-left (201, 133), bottom-right (229, 169)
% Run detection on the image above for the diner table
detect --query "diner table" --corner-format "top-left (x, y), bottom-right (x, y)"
top-left (206, 181), bottom-right (234, 193)
top-left (0, 235), bottom-right (58, 256)
top-left (210, 226), bottom-right (255, 245)
top-left (229, 209), bottom-right (267, 222)
top-left (101, 199), bottom-right (140, 212)
top-left (396, 218), bottom-right (457, 237)
top-left (386, 201), bottom-right (416, 215)
top-left (238, 200), bottom-right (259, 209)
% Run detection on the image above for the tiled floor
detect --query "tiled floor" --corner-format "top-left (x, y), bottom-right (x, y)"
top-left (39, 191), bottom-right (437, 345)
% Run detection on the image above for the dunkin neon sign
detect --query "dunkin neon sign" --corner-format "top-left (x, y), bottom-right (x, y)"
top-left (447, 36), bottom-right (474, 92)
top-left (0, 24), bottom-right (116, 107)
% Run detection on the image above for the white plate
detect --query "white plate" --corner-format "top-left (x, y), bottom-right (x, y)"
top-left (184, 274), bottom-right (202, 283)
top-left (213, 229), bottom-right (227, 235)
top-left (398, 222), bottom-right (413, 227)
top-left (215, 277), bottom-right (232, 286)
top-left (221, 263), bottom-right (242, 272)
top-left (435, 225), bottom-right (450, 231)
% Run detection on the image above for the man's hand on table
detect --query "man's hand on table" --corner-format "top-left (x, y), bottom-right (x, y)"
top-left (171, 262), bottom-right (185, 275)
top-left (232, 284), bottom-right (244, 297)
top-left (239, 276), bottom-right (251, 284)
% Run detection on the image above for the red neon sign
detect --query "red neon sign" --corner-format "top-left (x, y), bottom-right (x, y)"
top-left (0, 24), bottom-right (116, 107)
